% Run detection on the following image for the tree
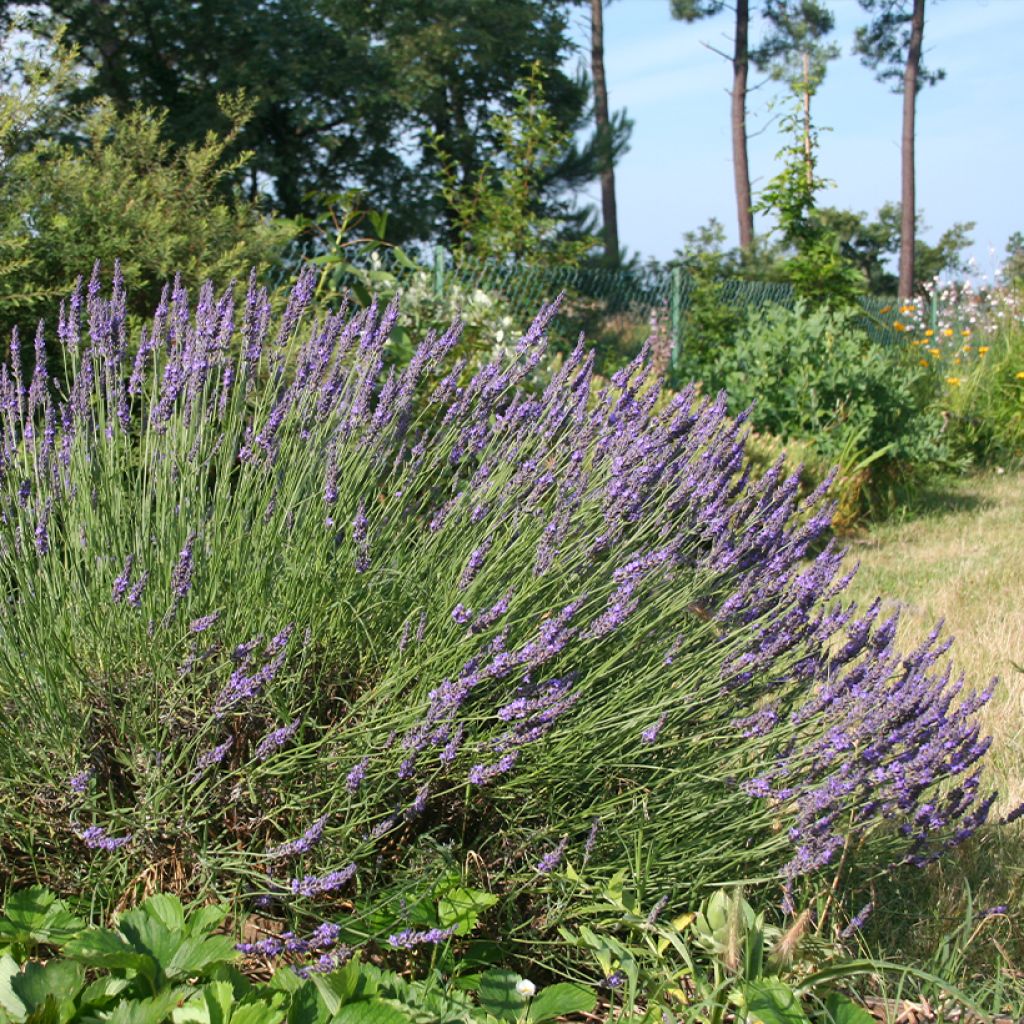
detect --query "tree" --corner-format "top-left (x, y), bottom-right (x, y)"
top-left (590, 0), bottom-right (621, 266)
top-left (855, 0), bottom-right (944, 300)
top-left (671, 0), bottom-right (754, 254)
top-left (0, 28), bottom-right (291, 340)
top-left (816, 202), bottom-right (973, 294)
top-left (432, 62), bottom-right (598, 268)
top-left (20, 0), bottom-right (598, 245)
top-left (752, 0), bottom-right (839, 186)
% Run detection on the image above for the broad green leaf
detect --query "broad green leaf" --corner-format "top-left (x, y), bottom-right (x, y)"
top-left (230, 999), bottom-right (288, 1024)
top-left (286, 982), bottom-right (325, 1024)
top-left (2, 891), bottom-right (57, 934)
top-left (110, 988), bottom-right (192, 1024)
top-left (742, 979), bottom-right (811, 1024)
top-left (64, 929), bottom-right (159, 984)
top-left (79, 976), bottom-right (132, 1009)
top-left (823, 992), bottom-right (875, 1024)
top-left (140, 897), bottom-right (185, 936)
top-left (0, 956), bottom-right (27, 1020)
top-left (476, 970), bottom-right (524, 1022)
top-left (310, 955), bottom-right (367, 1014)
top-left (23, 996), bottom-right (59, 1024)
top-left (185, 908), bottom-right (230, 939)
top-left (331, 1001), bottom-right (411, 1024)
top-left (526, 983), bottom-right (596, 1023)
top-left (11, 961), bottom-right (84, 1012)
top-left (117, 912), bottom-right (182, 969)
top-left (436, 888), bottom-right (497, 937)
top-left (201, 981), bottom-right (235, 1024)
top-left (164, 936), bottom-right (238, 979)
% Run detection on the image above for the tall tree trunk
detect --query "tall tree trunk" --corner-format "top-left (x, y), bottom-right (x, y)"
top-left (899, 0), bottom-right (925, 299)
top-left (731, 0), bottom-right (754, 253)
top-left (590, 0), bottom-right (620, 266)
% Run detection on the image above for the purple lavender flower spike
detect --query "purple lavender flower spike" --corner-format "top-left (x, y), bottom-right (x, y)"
top-left (269, 814), bottom-right (329, 859)
top-left (112, 555), bottom-right (135, 604)
top-left (536, 836), bottom-right (569, 874)
top-left (171, 531), bottom-right (197, 599)
top-left (254, 719), bottom-right (301, 761)
top-left (80, 826), bottom-right (132, 851)
top-left (127, 571), bottom-right (150, 609)
top-left (69, 769), bottom-right (92, 795)
top-left (290, 863), bottom-right (357, 897)
top-left (641, 714), bottom-right (667, 745)
top-left (195, 736), bottom-right (234, 775)
top-left (346, 757), bottom-right (369, 793)
top-left (190, 611), bottom-right (221, 634)
top-left (387, 924), bottom-right (457, 949)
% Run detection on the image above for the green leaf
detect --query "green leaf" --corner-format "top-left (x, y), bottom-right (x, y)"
top-left (79, 976), bottom-right (132, 1009)
top-left (822, 992), bottom-right (875, 1024)
top-left (11, 961), bottom-right (84, 1012)
top-left (164, 936), bottom-right (238, 979)
top-left (476, 971), bottom-right (524, 1022)
top-left (230, 995), bottom-right (288, 1024)
top-left (64, 930), bottom-right (159, 985)
top-left (0, 956), bottom-right (27, 1020)
top-left (140, 897), bottom-right (185, 936)
top-left (526, 983), bottom-right (596, 1023)
top-left (23, 996), bottom-right (59, 1024)
top-left (310, 955), bottom-right (369, 1015)
top-left (185, 908), bottom-right (231, 939)
top-left (2, 891), bottom-right (57, 934)
top-left (742, 979), bottom-right (811, 1024)
top-left (331, 1002), bottom-right (412, 1024)
top-left (286, 982), bottom-right (325, 1024)
top-left (109, 988), bottom-right (191, 1024)
top-left (436, 889), bottom-right (498, 937)
top-left (117, 911), bottom-right (183, 969)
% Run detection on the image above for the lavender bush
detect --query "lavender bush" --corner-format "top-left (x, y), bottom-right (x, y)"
top-left (0, 264), bottom-right (995, 935)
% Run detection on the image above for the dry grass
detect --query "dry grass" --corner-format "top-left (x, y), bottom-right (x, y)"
top-left (841, 469), bottom-right (1024, 977)
top-left (844, 468), bottom-right (1024, 814)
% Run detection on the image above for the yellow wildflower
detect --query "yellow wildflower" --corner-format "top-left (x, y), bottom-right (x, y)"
top-left (962, 328), bottom-right (971, 336)
top-left (942, 328), bottom-right (954, 337)
top-left (1016, 371), bottom-right (1024, 380)
top-left (919, 358), bottom-right (929, 367)
top-left (924, 329), bottom-right (934, 337)
top-left (900, 305), bottom-right (915, 314)
top-left (954, 357), bottom-right (961, 365)
top-left (945, 377), bottom-right (961, 386)
top-left (893, 322), bottom-right (906, 331)
top-left (979, 346), bottom-right (989, 355)
top-left (880, 305), bottom-right (893, 314)
top-left (928, 347), bottom-right (941, 357)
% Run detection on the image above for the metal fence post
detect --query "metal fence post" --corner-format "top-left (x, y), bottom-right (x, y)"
top-left (670, 266), bottom-right (683, 372)
top-left (433, 246), bottom-right (446, 296)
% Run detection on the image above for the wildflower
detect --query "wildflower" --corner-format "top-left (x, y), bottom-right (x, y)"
top-left (879, 304), bottom-right (893, 314)
top-left (978, 346), bottom-right (989, 355)
top-left (536, 835), bottom-right (569, 874)
top-left (80, 825), bottom-right (132, 851)
top-left (171, 531), bottom-right (197, 599)
top-left (290, 864), bottom-right (357, 897)
top-left (195, 736), bottom-right (233, 774)
top-left (924, 329), bottom-right (934, 337)
top-left (641, 714), bottom-right (667, 745)
top-left (346, 757), bottom-right (369, 792)
top-left (892, 322), bottom-right (905, 331)
top-left (254, 719), bottom-right (300, 761)
top-left (900, 305), bottom-right (915, 314)
top-left (68, 769), bottom-right (91, 795)
top-left (112, 555), bottom-right (135, 604)
top-left (269, 814), bottom-right (328, 858)
top-left (928, 347), bottom-right (940, 357)
top-left (190, 611), bottom-right (221, 634)
top-left (945, 377), bottom-right (961, 386)
top-left (516, 980), bottom-right (537, 999)
top-left (962, 328), bottom-right (971, 336)
top-left (387, 925), bottom-right (457, 949)
top-left (918, 358), bottom-right (929, 367)
top-left (1016, 372), bottom-right (1024, 380)
top-left (942, 328), bottom-right (954, 337)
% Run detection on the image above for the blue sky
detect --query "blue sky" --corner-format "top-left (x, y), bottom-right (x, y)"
top-left (564, 0), bottom-right (1024, 277)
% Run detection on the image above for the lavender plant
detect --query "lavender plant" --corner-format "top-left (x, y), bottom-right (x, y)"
top-left (0, 264), bottom-right (995, 937)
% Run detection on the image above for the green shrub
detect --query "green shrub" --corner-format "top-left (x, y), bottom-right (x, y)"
top-left (706, 303), bottom-right (955, 517)
top-left (0, 33), bottom-right (292, 341)
top-left (0, 272), bottom-right (994, 965)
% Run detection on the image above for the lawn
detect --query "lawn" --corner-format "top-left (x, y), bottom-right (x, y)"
top-left (844, 469), bottom-right (1024, 977)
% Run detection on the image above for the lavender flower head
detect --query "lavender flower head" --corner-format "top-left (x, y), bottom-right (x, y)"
top-left (536, 835), bottom-right (569, 874)
top-left (80, 826), bottom-right (132, 851)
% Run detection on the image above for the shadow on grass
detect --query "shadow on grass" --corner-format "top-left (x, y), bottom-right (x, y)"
top-left (857, 822), bottom-right (1024, 1000)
